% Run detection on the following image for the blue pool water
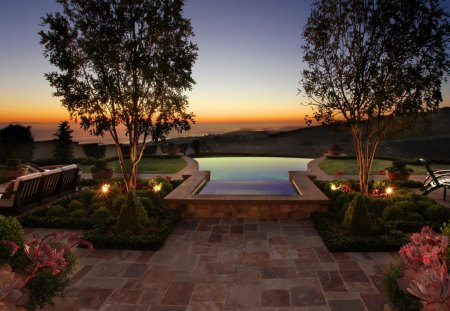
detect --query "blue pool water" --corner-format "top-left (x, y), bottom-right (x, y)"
top-left (195, 157), bottom-right (312, 180)
top-left (195, 157), bottom-right (312, 195)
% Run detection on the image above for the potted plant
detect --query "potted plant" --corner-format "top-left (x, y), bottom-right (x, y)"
top-left (328, 144), bottom-right (343, 156)
top-left (385, 160), bottom-right (413, 181)
top-left (90, 160), bottom-right (114, 179)
top-left (2, 159), bottom-right (28, 178)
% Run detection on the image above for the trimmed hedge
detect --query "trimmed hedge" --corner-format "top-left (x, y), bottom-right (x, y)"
top-left (18, 178), bottom-right (183, 250)
top-left (311, 179), bottom-right (449, 252)
top-left (82, 208), bottom-right (180, 250)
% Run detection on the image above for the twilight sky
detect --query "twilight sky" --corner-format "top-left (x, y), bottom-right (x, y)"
top-left (0, 0), bottom-right (448, 125)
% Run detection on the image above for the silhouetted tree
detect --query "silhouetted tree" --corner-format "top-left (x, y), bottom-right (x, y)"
top-left (0, 124), bottom-right (35, 163)
top-left (40, 0), bottom-right (197, 190)
top-left (53, 120), bottom-right (74, 162)
top-left (301, 0), bottom-right (449, 194)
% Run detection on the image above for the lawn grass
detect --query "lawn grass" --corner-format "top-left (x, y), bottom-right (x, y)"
top-left (319, 158), bottom-right (450, 175)
top-left (79, 157), bottom-right (187, 174)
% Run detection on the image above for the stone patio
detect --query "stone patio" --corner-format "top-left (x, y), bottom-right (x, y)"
top-left (25, 218), bottom-right (395, 311)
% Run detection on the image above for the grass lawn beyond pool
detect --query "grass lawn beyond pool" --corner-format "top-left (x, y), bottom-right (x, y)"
top-left (80, 157), bottom-right (187, 174)
top-left (319, 158), bottom-right (450, 176)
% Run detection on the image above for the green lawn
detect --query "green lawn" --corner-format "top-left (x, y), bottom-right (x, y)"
top-left (79, 157), bottom-right (187, 174)
top-left (319, 158), bottom-right (450, 175)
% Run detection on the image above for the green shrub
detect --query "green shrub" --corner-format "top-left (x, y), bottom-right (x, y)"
top-left (47, 205), bottom-right (67, 218)
top-left (383, 263), bottom-right (421, 311)
top-left (0, 215), bottom-right (24, 263)
top-left (342, 194), bottom-right (373, 235)
top-left (139, 197), bottom-right (155, 212)
top-left (67, 199), bottom-right (84, 212)
top-left (111, 194), bottom-right (127, 214)
top-left (383, 204), bottom-right (406, 221)
top-left (78, 189), bottom-right (98, 207)
top-left (116, 191), bottom-right (149, 234)
top-left (92, 206), bottom-right (110, 219)
top-left (25, 251), bottom-right (76, 311)
top-left (83, 208), bottom-right (180, 250)
top-left (424, 204), bottom-right (450, 229)
top-left (366, 197), bottom-right (389, 217)
top-left (70, 209), bottom-right (88, 218)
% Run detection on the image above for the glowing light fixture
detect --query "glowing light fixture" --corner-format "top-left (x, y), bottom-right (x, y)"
top-left (153, 183), bottom-right (162, 192)
top-left (330, 184), bottom-right (337, 191)
top-left (101, 183), bottom-right (111, 194)
top-left (385, 186), bottom-right (394, 195)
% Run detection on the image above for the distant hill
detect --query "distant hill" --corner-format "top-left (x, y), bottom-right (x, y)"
top-left (171, 110), bottom-right (450, 161)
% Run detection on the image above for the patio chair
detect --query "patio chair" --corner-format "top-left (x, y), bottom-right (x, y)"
top-left (419, 158), bottom-right (450, 201)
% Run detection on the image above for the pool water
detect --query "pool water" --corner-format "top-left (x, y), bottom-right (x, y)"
top-left (199, 180), bottom-right (299, 195)
top-left (195, 157), bottom-right (312, 195)
top-left (195, 157), bottom-right (312, 180)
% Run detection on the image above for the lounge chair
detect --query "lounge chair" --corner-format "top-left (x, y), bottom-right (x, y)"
top-left (420, 158), bottom-right (450, 201)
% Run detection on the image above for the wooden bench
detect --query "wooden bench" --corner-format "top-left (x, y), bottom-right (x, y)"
top-left (0, 164), bottom-right (80, 215)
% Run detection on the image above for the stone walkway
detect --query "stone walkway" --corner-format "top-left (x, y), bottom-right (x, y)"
top-left (25, 218), bottom-right (393, 311)
top-left (22, 156), bottom-right (450, 310)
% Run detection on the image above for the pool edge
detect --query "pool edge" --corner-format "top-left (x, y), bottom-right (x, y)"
top-left (164, 171), bottom-right (329, 219)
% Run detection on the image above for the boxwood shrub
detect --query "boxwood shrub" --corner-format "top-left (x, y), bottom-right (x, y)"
top-left (312, 179), bottom-right (449, 252)
top-left (18, 178), bottom-right (183, 250)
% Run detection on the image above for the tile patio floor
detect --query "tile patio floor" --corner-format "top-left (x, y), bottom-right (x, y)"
top-left (25, 218), bottom-right (395, 311)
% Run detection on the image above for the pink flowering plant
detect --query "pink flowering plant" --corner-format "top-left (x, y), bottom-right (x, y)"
top-left (396, 227), bottom-right (450, 311)
top-left (0, 231), bottom-right (92, 311)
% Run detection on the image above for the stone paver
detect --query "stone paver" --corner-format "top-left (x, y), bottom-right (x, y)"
top-left (25, 219), bottom-right (396, 310)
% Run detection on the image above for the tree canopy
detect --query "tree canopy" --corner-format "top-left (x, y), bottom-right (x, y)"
top-left (53, 120), bottom-right (74, 162)
top-left (301, 0), bottom-right (449, 194)
top-left (0, 124), bottom-right (35, 163)
top-left (40, 0), bottom-right (198, 190)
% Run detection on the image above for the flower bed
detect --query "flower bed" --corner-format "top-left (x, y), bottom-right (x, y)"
top-left (384, 227), bottom-right (450, 310)
top-left (0, 215), bottom-right (92, 310)
top-left (311, 179), bottom-right (449, 252)
top-left (19, 177), bottom-right (181, 250)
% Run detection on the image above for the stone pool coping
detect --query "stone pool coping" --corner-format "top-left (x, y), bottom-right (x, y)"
top-left (164, 171), bottom-right (329, 218)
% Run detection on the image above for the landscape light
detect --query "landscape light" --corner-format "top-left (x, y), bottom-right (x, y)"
top-left (385, 186), bottom-right (394, 195)
top-left (153, 183), bottom-right (162, 192)
top-left (330, 184), bottom-right (337, 191)
top-left (101, 183), bottom-right (111, 194)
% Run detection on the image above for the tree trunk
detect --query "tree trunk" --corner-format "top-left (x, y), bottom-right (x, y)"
top-left (350, 125), bottom-right (379, 195)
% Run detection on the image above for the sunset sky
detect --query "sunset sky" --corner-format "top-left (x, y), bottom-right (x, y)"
top-left (0, 0), bottom-right (449, 125)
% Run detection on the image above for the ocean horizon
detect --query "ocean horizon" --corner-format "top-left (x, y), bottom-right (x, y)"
top-left (0, 121), bottom-right (304, 144)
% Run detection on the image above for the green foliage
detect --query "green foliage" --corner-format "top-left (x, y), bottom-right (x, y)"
top-left (83, 209), bottom-right (180, 250)
top-left (92, 206), bottom-right (110, 219)
top-left (383, 263), bottom-right (421, 311)
top-left (342, 194), bottom-right (373, 235)
top-left (424, 204), bottom-right (450, 229)
top-left (0, 215), bottom-right (24, 263)
top-left (47, 205), bottom-right (67, 218)
top-left (78, 189), bottom-right (98, 207)
top-left (312, 180), bottom-right (448, 251)
top-left (67, 199), bottom-right (84, 212)
top-left (70, 209), bottom-right (88, 218)
top-left (311, 212), bottom-right (407, 252)
top-left (301, 0), bottom-right (449, 193)
top-left (0, 124), bottom-right (35, 163)
top-left (40, 0), bottom-right (198, 189)
top-left (116, 192), bottom-right (149, 235)
top-left (149, 176), bottom-right (173, 197)
top-left (24, 251), bottom-right (76, 311)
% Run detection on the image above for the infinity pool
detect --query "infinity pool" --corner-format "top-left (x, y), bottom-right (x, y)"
top-left (195, 157), bottom-right (312, 195)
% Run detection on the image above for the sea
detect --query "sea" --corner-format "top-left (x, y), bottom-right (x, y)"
top-left (0, 121), bottom-right (304, 144)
